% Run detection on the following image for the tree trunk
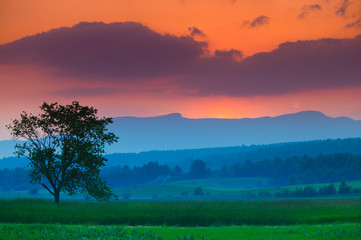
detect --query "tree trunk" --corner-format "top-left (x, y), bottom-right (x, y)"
top-left (54, 191), bottom-right (60, 203)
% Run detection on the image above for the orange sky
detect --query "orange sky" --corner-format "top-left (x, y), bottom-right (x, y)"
top-left (1, 0), bottom-right (361, 55)
top-left (1, 0), bottom-right (361, 140)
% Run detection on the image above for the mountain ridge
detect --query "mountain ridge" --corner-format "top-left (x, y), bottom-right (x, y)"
top-left (0, 110), bottom-right (360, 158)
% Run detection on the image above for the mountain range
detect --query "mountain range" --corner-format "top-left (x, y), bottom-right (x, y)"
top-left (104, 110), bottom-right (361, 154)
top-left (1, 110), bottom-right (360, 159)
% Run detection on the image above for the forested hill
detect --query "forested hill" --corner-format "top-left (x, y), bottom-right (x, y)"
top-left (105, 138), bottom-right (361, 169)
top-left (2, 138), bottom-right (360, 169)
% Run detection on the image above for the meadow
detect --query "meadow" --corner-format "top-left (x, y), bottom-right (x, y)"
top-left (2, 178), bottom-right (361, 201)
top-left (1, 181), bottom-right (361, 239)
top-left (1, 223), bottom-right (361, 240)
top-left (1, 199), bottom-right (361, 226)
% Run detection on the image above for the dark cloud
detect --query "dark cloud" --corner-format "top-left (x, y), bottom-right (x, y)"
top-left (0, 22), bottom-right (207, 80)
top-left (298, 4), bottom-right (322, 19)
top-left (214, 49), bottom-right (243, 61)
top-left (55, 87), bottom-right (119, 97)
top-left (1, 22), bottom-right (361, 97)
top-left (188, 27), bottom-right (205, 37)
top-left (336, 0), bottom-right (350, 16)
top-left (244, 15), bottom-right (271, 28)
top-left (180, 35), bottom-right (361, 96)
top-left (345, 18), bottom-right (361, 28)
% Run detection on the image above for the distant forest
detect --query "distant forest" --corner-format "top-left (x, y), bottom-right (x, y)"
top-left (2, 138), bottom-right (361, 170)
top-left (105, 138), bottom-right (361, 169)
top-left (1, 152), bottom-right (361, 191)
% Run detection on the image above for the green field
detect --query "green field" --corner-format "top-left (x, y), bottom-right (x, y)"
top-left (1, 199), bottom-right (361, 226)
top-left (1, 223), bottom-right (360, 240)
top-left (113, 179), bottom-right (361, 200)
top-left (1, 180), bottom-right (361, 239)
top-left (1, 178), bottom-right (361, 201)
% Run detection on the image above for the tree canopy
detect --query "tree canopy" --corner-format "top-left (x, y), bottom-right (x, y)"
top-left (7, 101), bottom-right (118, 202)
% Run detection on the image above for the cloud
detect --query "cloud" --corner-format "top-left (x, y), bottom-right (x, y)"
top-left (214, 49), bottom-right (243, 61)
top-left (244, 15), bottom-right (271, 28)
top-left (54, 87), bottom-right (119, 97)
top-left (345, 18), bottom-right (361, 28)
top-left (298, 4), bottom-right (322, 19)
top-left (1, 22), bottom-right (361, 97)
top-left (336, 0), bottom-right (350, 16)
top-left (188, 27), bottom-right (205, 37)
top-left (0, 22), bottom-right (207, 80)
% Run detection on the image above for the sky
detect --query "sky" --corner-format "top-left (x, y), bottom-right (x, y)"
top-left (0, 0), bottom-right (361, 140)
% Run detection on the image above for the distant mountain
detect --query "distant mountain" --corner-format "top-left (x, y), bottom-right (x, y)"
top-left (1, 111), bottom-right (360, 159)
top-left (0, 140), bottom-right (19, 159)
top-left (104, 110), bottom-right (361, 154)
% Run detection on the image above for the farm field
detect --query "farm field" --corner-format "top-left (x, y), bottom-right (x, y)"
top-left (1, 182), bottom-right (361, 239)
top-left (1, 199), bottom-right (361, 226)
top-left (1, 223), bottom-right (360, 240)
top-left (114, 179), bottom-right (361, 200)
top-left (2, 179), bottom-right (361, 201)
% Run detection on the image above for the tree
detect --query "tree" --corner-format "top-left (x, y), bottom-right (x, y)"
top-left (338, 180), bottom-right (351, 194)
top-left (189, 159), bottom-right (209, 179)
top-left (7, 101), bottom-right (118, 202)
top-left (193, 186), bottom-right (204, 196)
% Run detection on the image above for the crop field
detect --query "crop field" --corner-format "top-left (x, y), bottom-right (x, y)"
top-left (1, 179), bottom-right (361, 201)
top-left (1, 199), bottom-right (361, 239)
top-left (1, 223), bottom-right (361, 240)
top-left (1, 183), bottom-right (361, 239)
top-left (1, 199), bottom-right (361, 226)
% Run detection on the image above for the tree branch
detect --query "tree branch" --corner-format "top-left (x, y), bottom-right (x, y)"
top-left (41, 183), bottom-right (55, 196)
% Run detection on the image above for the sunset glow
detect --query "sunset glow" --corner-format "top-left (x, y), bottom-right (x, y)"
top-left (1, 0), bottom-right (361, 140)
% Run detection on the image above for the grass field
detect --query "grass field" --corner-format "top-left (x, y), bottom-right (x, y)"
top-left (1, 223), bottom-right (360, 240)
top-left (1, 181), bottom-right (361, 239)
top-left (1, 199), bottom-right (361, 226)
top-left (1, 179), bottom-right (361, 201)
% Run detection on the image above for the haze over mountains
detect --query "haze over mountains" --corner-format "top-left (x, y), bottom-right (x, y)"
top-left (1, 110), bottom-right (360, 159)
top-left (105, 110), bottom-right (361, 154)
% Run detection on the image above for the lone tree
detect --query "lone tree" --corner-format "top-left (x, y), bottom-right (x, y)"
top-left (7, 101), bottom-right (118, 202)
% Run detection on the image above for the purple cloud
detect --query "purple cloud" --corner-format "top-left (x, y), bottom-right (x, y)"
top-left (0, 22), bottom-right (206, 80)
top-left (244, 15), bottom-right (271, 28)
top-left (345, 18), bottom-right (361, 28)
top-left (1, 22), bottom-right (361, 97)
top-left (336, 0), bottom-right (349, 16)
top-left (188, 27), bottom-right (205, 37)
top-left (54, 87), bottom-right (119, 97)
top-left (214, 49), bottom-right (243, 61)
top-left (188, 35), bottom-right (361, 96)
top-left (298, 4), bottom-right (322, 19)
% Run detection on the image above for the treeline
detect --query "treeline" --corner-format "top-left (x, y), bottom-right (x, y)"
top-left (275, 180), bottom-right (361, 198)
top-left (0, 168), bottom-right (33, 191)
top-left (105, 137), bottom-right (361, 169)
top-left (103, 162), bottom-right (183, 188)
top-left (2, 138), bottom-right (361, 170)
top-left (217, 153), bottom-right (361, 186)
top-left (103, 153), bottom-right (361, 187)
top-left (1, 153), bottom-right (361, 191)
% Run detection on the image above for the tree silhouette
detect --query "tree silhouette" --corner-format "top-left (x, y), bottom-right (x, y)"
top-left (189, 159), bottom-right (209, 179)
top-left (7, 101), bottom-right (118, 202)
